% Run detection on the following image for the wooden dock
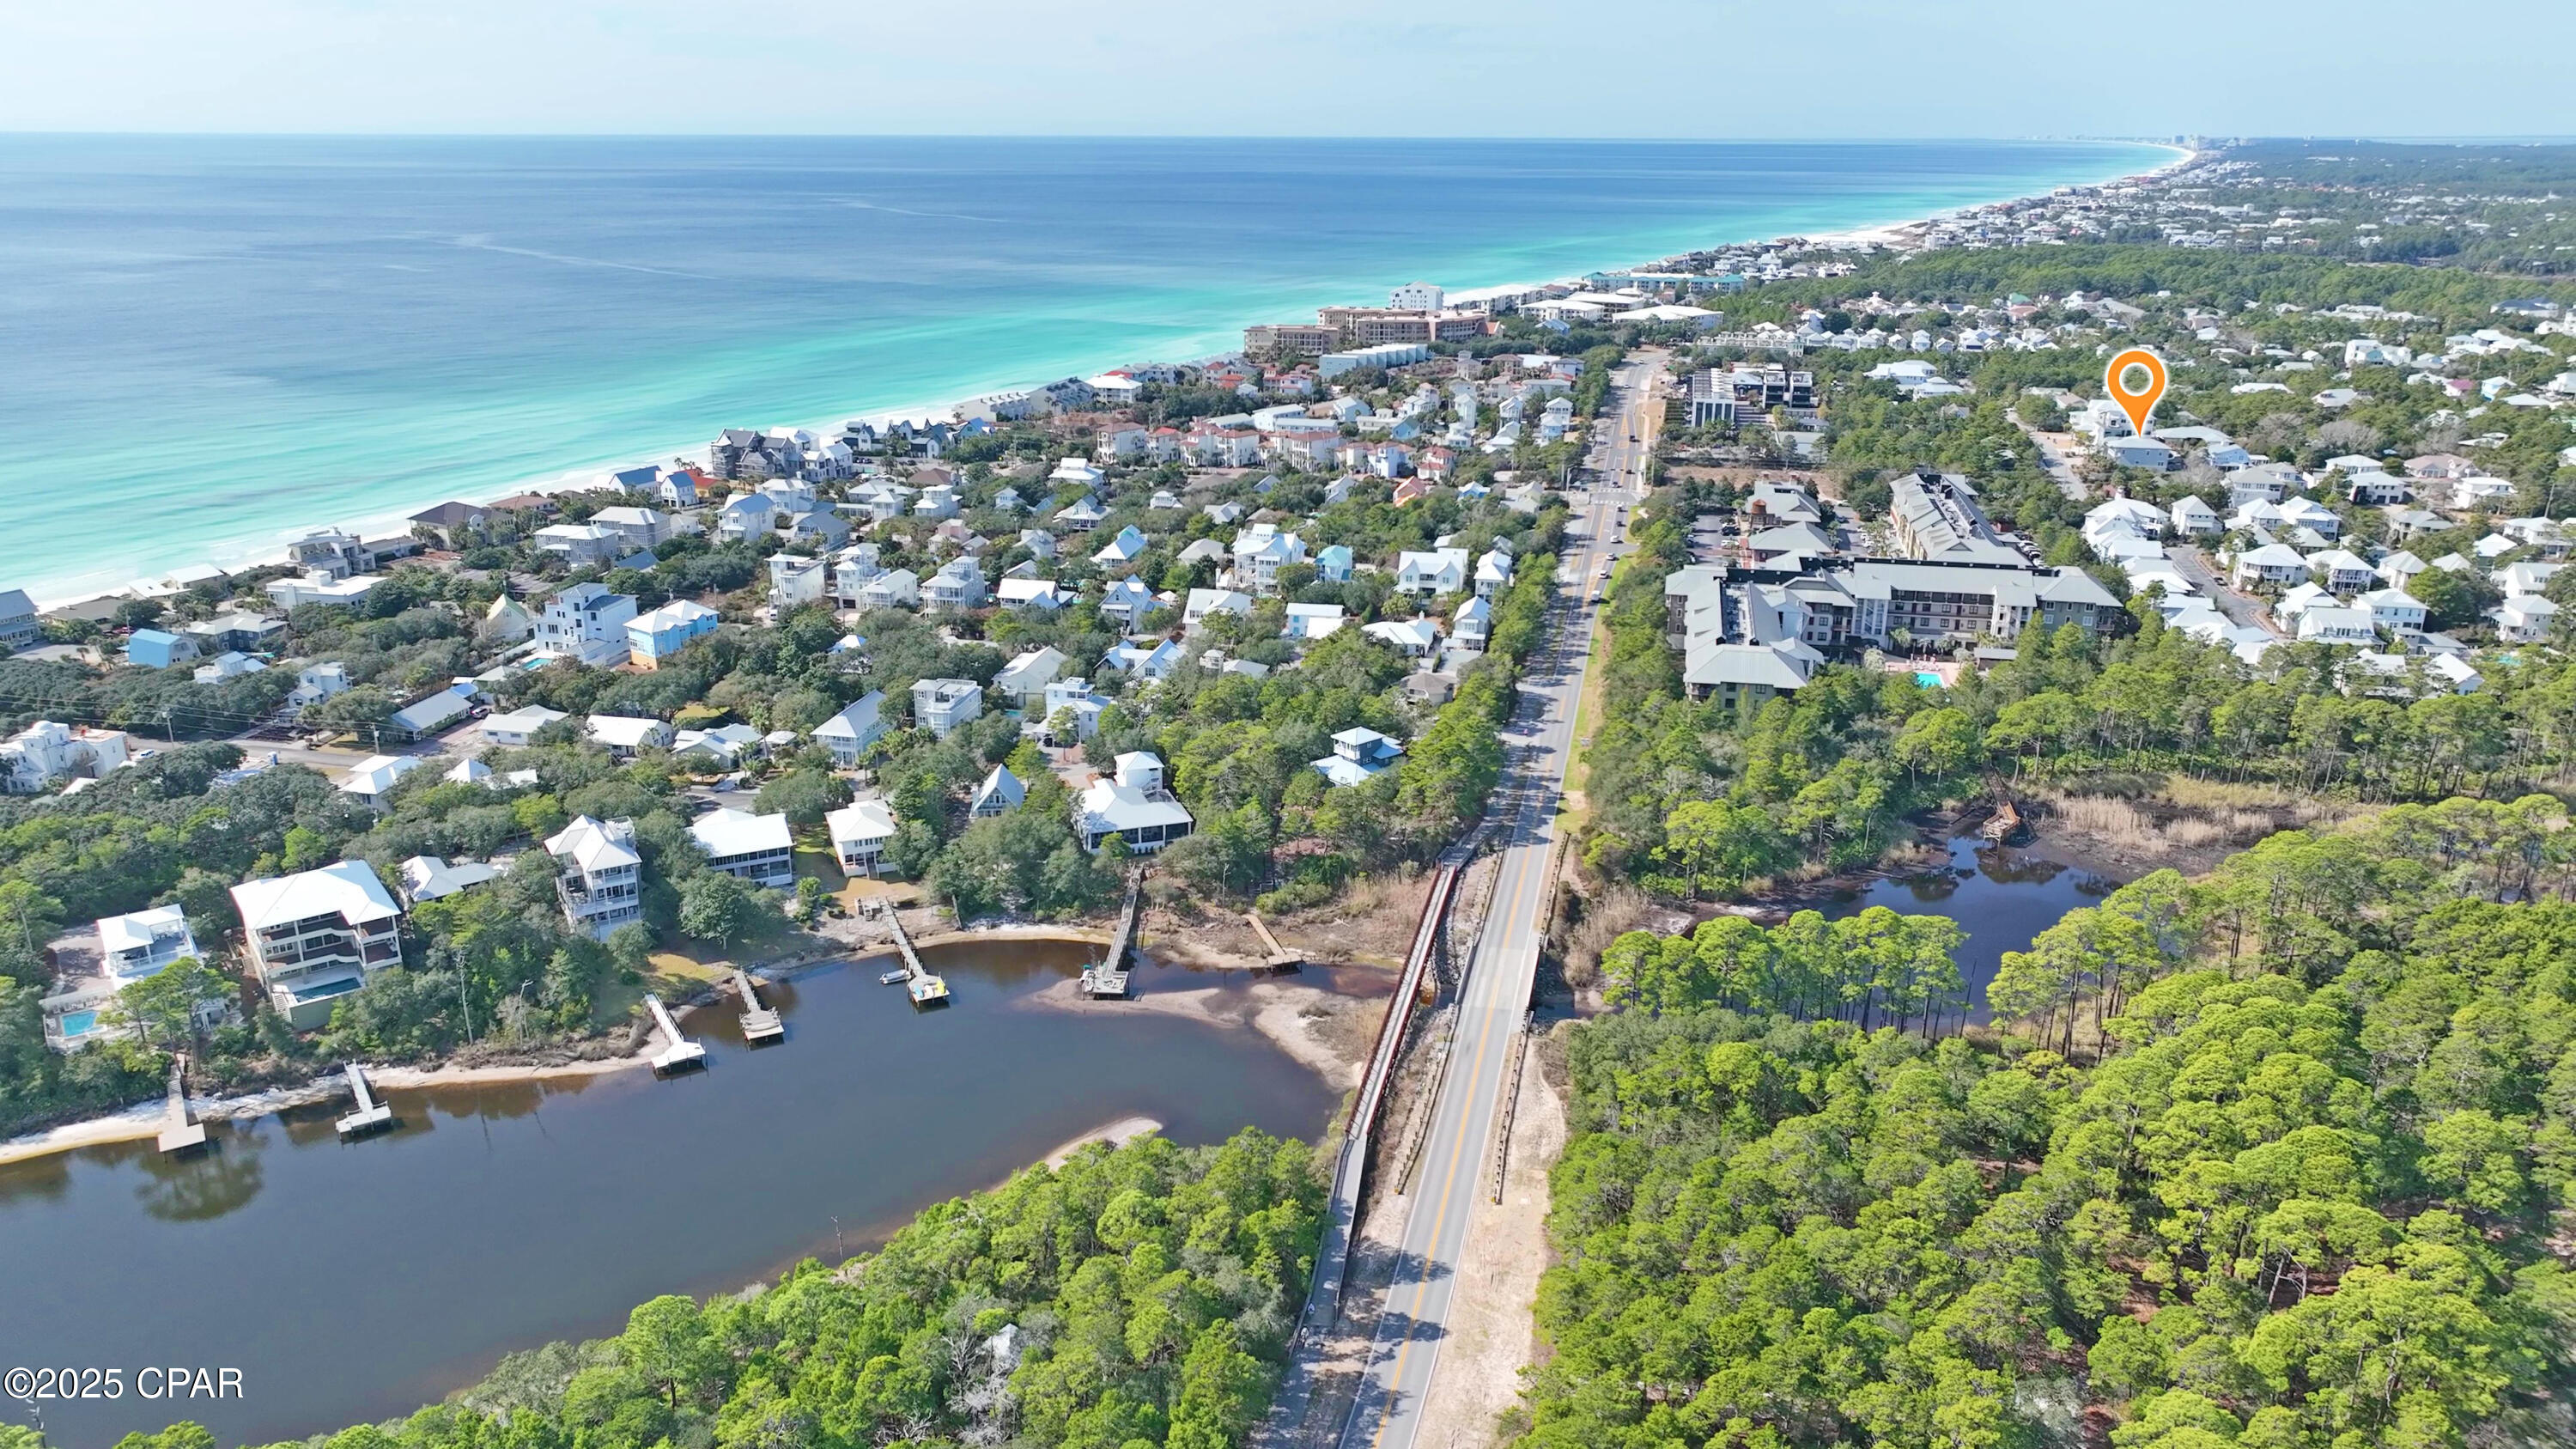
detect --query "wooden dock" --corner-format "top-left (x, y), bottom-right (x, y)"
top-left (1080, 868), bottom-right (1146, 999)
top-left (885, 910), bottom-right (949, 1008)
top-left (155, 1052), bottom-right (206, 1154)
top-left (334, 1062), bottom-right (395, 1138)
top-left (644, 993), bottom-right (707, 1073)
top-left (733, 971), bottom-right (784, 1044)
top-left (1245, 910), bottom-right (1303, 971)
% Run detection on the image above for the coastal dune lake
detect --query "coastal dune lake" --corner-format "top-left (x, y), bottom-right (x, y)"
top-left (0, 134), bottom-right (2170, 601)
top-left (0, 941), bottom-right (1346, 1448)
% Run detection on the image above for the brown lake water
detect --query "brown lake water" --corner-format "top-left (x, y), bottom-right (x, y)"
top-left (0, 940), bottom-right (1349, 1447)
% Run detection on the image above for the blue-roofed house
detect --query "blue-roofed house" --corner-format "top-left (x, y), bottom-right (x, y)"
top-left (125, 629), bottom-right (198, 670)
top-left (1315, 544), bottom-right (1355, 582)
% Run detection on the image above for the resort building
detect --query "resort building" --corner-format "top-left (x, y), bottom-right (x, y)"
top-left (230, 861), bottom-right (405, 1030)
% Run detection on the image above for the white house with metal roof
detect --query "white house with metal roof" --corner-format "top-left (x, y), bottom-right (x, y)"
top-left (231, 861), bottom-right (405, 1029)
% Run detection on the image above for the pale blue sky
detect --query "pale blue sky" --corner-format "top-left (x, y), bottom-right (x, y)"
top-left (4, 0), bottom-right (2572, 137)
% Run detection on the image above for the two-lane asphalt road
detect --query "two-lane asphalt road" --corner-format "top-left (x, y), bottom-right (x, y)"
top-left (1329, 354), bottom-right (1660, 1449)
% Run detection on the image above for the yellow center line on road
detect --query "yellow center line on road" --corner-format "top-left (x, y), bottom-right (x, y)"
top-left (1350, 397), bottom-right (1631, 1448)
top-left (1362, 801), bottom-right (1544, 1448)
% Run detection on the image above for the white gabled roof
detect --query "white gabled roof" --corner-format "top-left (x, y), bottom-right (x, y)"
top-left (586, 715), bottom-right (668, 748)
top-left (826, 799), bottom-right (899, 847)
top-left (230, 861), bottom-right (401, 932)
top-left (484, 703), bottom-right (568, 735)
top-left (339, 754), bottom-right (418, 796)
top-left (972, 764), bottom-right (1026, 813)
top-left (546, 815), bottom-right (641, 874)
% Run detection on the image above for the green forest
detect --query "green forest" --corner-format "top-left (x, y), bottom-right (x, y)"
top-left (1524, 804), bottom-right (2576, 1448)
top-left (44, 1129), bottom-right (1320, 1449)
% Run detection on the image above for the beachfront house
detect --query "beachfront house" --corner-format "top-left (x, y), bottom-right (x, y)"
top-left (0, 590), bottom-right (40, 653)
top-left (230, 861), bottom-right (405, 1030)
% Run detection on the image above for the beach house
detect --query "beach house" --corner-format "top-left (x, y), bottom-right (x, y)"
top-left (1310, 728), bottom-right (1405, 787)
top-left (912, 678), bottom-right (985, 738)
top-left (536, 583), bottom-right (637, 667)
top-left (1073, 753), bottom-right (1195, 855)
top-left (813, 691), bottom-right (888, 765)
top-left (0, 590), bottom-right (40, 653)
top-left (230, 861), bottom-right (405, 1029)
top-left (627, 600), bottom-right (720, 668)
top-left (689, 807), bottom-right (795, 887)
top-left (586, 715), bottom-right (673, 758)
top-left (480, 703), bottom-right (568, 748)
top-left (826, 799), bottom-right (900, 877)
top-left (994, 647), bottom-right (1068, 709)
top-left (125, 629), bottom-right (198, 669)
top-left (546, 815), bottom-right (644, 941)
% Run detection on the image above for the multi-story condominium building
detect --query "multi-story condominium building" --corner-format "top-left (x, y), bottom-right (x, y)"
top-left (1243, 323), bottom-right (1342, 356)
top-left (689, 808), bottom-right (795, 887)
top-left (545, 815), bottom-right (643, 941)
top-left (1888, 471), bottom-right (2025, 565)
top-left (229, 861), bottom-right (404, 1030)
top-left (535, 583), bottom-right (637, 667)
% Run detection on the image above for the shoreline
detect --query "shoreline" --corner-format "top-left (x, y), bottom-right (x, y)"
top-left (0, 924), bottom-right (1377, 1169)
top-left (26, 141), bottom-right (2187, 612)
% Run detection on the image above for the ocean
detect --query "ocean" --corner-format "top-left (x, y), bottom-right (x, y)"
top-left (0, 136), bottom-right (2171, 603)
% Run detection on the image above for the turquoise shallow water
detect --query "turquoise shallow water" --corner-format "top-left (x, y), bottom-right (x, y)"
top-left (0, 136), bottom-right (2169, 601)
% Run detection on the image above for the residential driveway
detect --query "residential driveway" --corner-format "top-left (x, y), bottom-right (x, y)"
top-left (2169, 545), bottom-right (2283, 636)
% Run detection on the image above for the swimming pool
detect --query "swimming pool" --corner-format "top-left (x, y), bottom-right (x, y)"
top-left (1915, 671), bottom-right (1945, 689)
top-left (58, 1009), bottom-right (100, 1038)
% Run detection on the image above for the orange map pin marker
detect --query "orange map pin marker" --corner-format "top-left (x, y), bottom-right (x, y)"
top-left (2105, 347), bottom-right (2168, 436)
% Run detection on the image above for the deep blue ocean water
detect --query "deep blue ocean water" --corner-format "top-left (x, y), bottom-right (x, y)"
top-left (0, 136), bottom-right (2169, 601)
